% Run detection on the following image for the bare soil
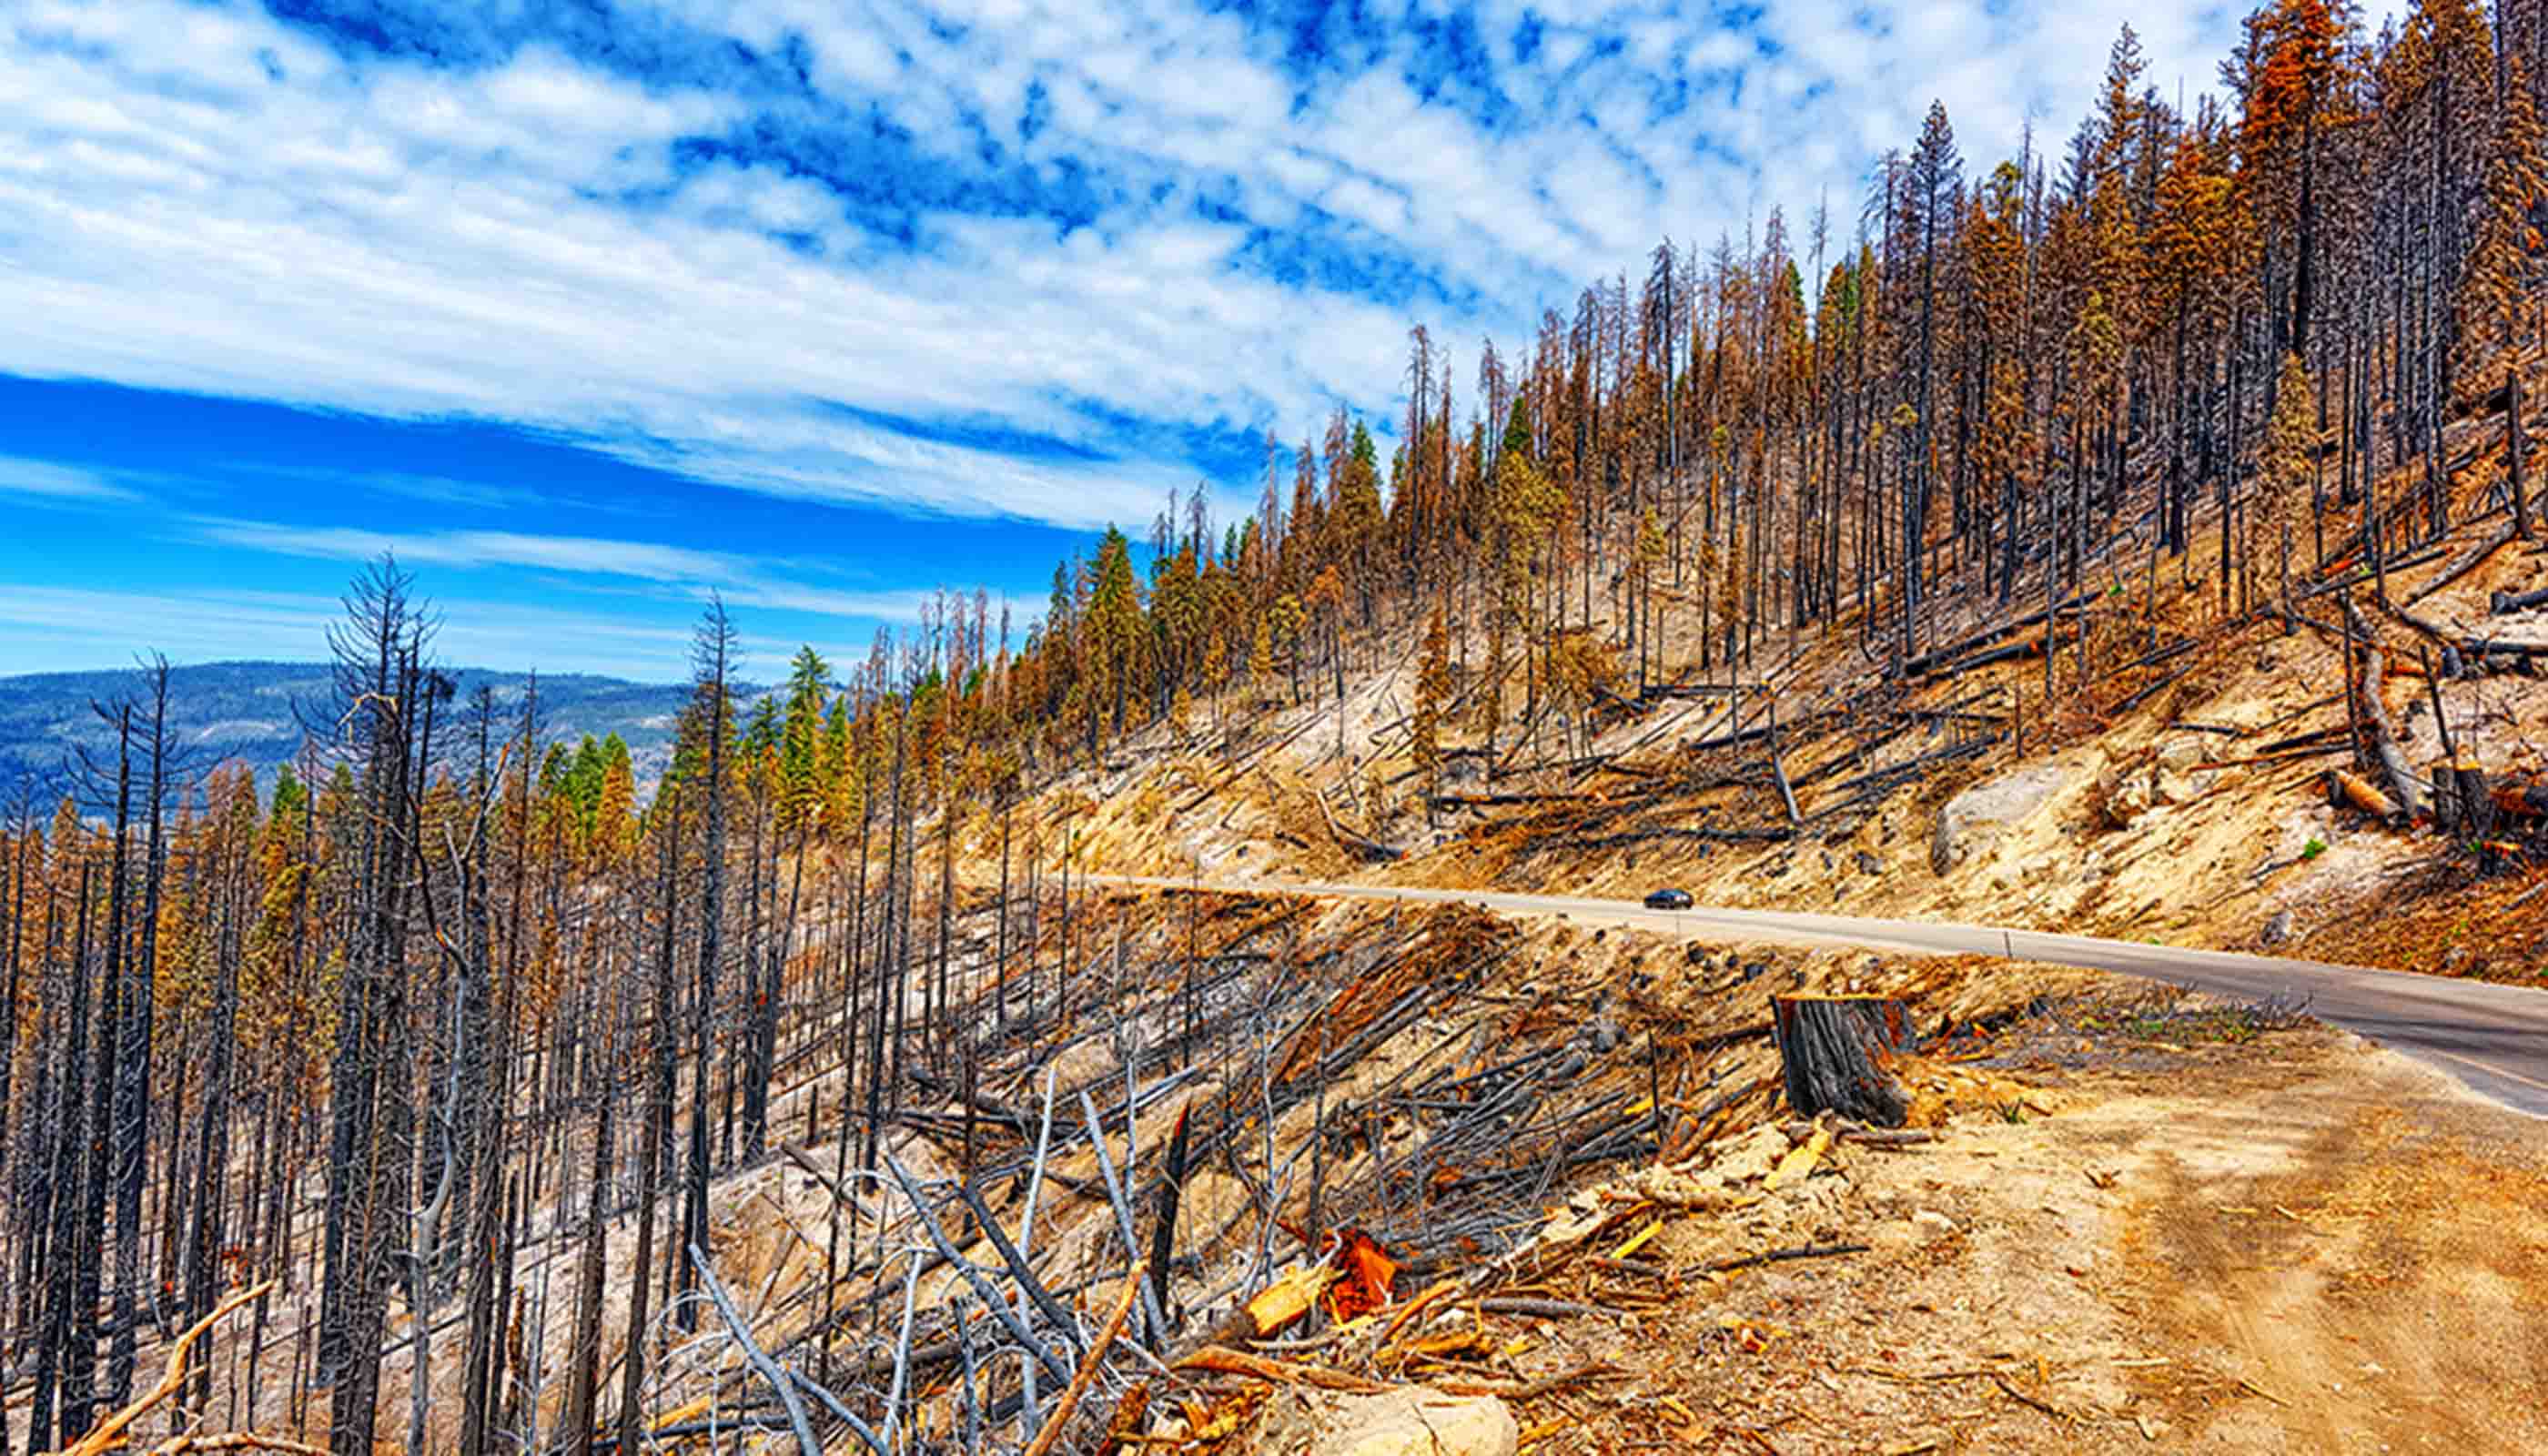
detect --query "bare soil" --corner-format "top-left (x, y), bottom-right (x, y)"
top-left (1253, 989), bottom-right (2548, 1456)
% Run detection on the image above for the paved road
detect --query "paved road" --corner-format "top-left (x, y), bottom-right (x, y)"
top-left (1101, 875), bottom-right (2548, 1118)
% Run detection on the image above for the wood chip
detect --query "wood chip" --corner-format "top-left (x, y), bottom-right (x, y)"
top-left (1767, 1126), bottom-right (1834, 1190)
top-left (1242, 1262), bottom-right (1341, 1338)
top-left (1609, 1218), bottom-right (1664, 1261)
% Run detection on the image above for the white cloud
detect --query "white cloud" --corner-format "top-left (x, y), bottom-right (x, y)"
top-left (0, 455), bottom-right (138, 502)
top-left (0, 0), bottom-right (2271, 540)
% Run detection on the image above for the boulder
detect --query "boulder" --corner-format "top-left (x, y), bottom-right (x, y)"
top-left (1932, 763), bottom-right (2070, 875)
top-left (1252, 1388), bottom-right (1520, 1456)
top-left (2155, 737), bottom-right (2206, 774)
top-left (2260, 909), bottom-right (2296, 946)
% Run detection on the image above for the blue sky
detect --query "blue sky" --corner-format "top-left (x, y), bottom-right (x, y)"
top-left (2, 0), bottom-right (2270, 682)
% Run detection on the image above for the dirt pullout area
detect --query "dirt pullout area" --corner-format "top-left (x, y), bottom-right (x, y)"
top-left (1255, 991), bottom-right (2548, 1456)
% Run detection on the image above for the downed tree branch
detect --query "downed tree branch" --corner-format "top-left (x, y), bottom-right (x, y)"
top-left (1172, 1343), bottom-right (1390, 1394)
top-left (1024, 1261), bottom-right (1149, 1456)
top-left (1476, 1297), bottom-right (1610, 1320)
top-left (1433, 1364), bottom-right (1624, 1400)
top-left (1774, 1120), bottom-right (1936, 1147)
top-left (63, 1279), bottom-right (276, 1456)
top-left (691, 1242), bottom-right (822, 1456)
top-left (1702, 1241), bottom-right (1872, 1275)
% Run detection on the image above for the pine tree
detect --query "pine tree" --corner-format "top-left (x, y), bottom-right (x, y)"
top-left (1089, 527), bottom-right (1143, 734)
top-left (1247, 615), bottom-right (1274, 705)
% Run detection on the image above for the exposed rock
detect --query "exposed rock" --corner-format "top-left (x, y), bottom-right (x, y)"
top-left (2095, 765), bottom-right (2153, 827)
top-left (2260, 909), bottom-right (2296, 946)
top-left (1933, 763), bottom-right (2071, 875)
top-left (1855, 850), bottom-right (1882, 875)
top-left (1911, 1208), bottom-right (1958, 1244)
top-left (1249, 1387), bottom-right (1519, 1456)
top-left (2151, 770), bottom-right (2198, 807)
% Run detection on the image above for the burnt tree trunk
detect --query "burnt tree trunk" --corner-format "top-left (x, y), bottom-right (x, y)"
top-left (1771, 995), bottom-right (1913, 1127)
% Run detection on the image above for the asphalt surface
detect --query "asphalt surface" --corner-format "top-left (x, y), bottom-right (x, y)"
top-left (1102, 875), bottom-right (2548, 1118)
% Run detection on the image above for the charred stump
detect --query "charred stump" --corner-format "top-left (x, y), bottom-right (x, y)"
top-left (1770, 995), bottom-right (1914, 1127)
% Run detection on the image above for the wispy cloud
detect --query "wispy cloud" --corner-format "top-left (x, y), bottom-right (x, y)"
top-left (0, 453), bottom-right (138, 503)
top-left (182, 516), bottom-right (935, 624)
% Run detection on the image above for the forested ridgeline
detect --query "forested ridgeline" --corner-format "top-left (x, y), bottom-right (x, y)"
top-left (12, 2), bottom-right (2548, 1452)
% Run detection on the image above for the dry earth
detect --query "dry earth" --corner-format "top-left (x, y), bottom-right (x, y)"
top-left (1227, 994), bottom-right (2548, 1456)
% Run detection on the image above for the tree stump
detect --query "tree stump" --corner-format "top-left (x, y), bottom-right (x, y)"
top-left (2431, 759), bottom-right (2493, 839)
top-left (1771, 995), bottom-right (1914, 1127)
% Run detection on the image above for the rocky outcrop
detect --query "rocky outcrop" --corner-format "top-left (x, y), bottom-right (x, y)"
top-left (1932, 763), bottom-right (2070, 875)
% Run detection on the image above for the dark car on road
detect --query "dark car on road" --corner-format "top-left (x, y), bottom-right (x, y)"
top-left (1644, 887), bottom-right (1694, 909)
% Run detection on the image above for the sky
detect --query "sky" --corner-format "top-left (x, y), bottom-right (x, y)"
top-left (2, 0), bottom-right (2281, 683)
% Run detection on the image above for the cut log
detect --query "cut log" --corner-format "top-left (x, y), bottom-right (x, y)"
top-left (2327, 768), bottom-right (2401, 820)
top-left (1770, 996), bottom-right (1913, 1128)
top-left (2492, 585), bottom-right (2548, 616)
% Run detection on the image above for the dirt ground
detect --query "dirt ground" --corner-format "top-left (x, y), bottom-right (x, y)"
top-left (1258, 986), bottom-right (2548, 1456)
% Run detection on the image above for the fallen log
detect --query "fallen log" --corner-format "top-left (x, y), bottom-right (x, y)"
top-left (1684, 708), bottom-right (1841, 755)
top-left (1770, 996), bottom-right (1913, 1127)
top-left (2406, 522), bottom-right (2517, 606)
top-left (1911, 635), bottom-right (2044, 681)
top-left (1478, 1297), bottom-right (1610, 1320)
top-left (2341, 596), bottom-right (2431, 819)
top-left (2492, 585), bottom-right (2548, 615)
top-left (1313, 789), bottom-right (1403, 863)
top-left (2197, 744), bottom-right (2348, 770)
top-left (2454, 636), bottom-right (2548, 658)
top-left (2490, 774), bottom-right (2548, 820)
top-left (1425, 790), bottom-right (1603, 809)
top-left (1899, 592), bottom-right (2095, 676)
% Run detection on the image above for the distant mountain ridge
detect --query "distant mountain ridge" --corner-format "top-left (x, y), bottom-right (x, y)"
top-left (0, 661), bottom-right (751, 799)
